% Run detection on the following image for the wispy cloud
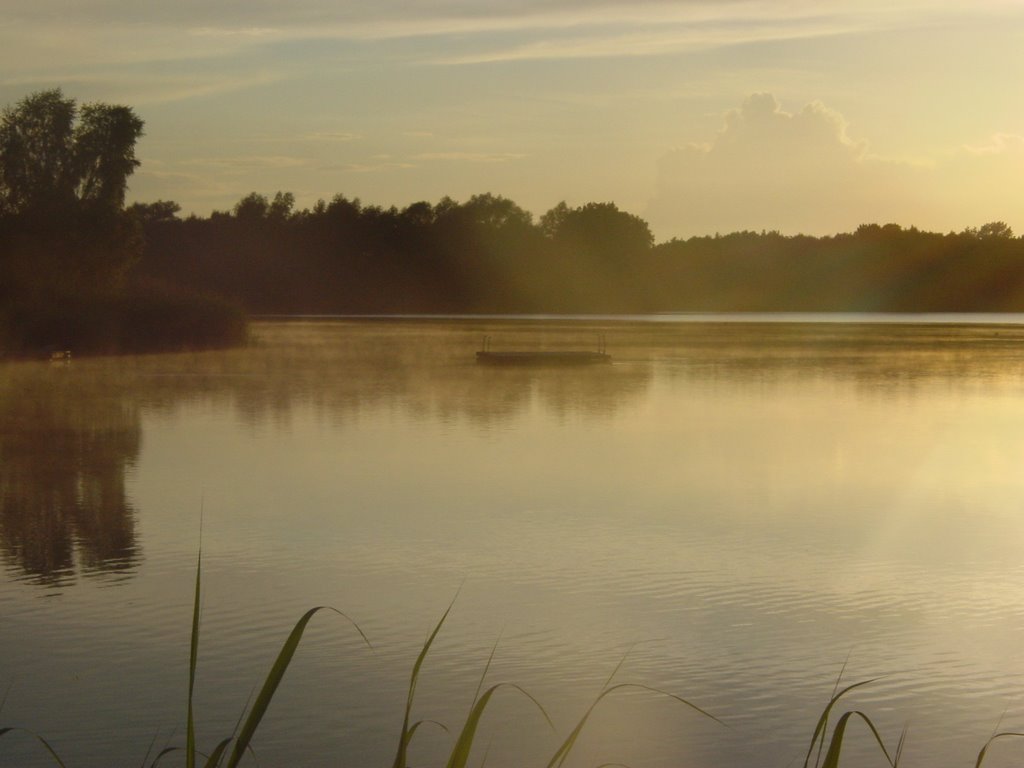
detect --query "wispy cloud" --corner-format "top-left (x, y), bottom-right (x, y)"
top-left (414, 151), bottom-right (527, 163)
top-left (301, 131), bottom-right (363, 143)
top-left (963, 133), bottom-right (1024, 156)
top-left (131, 164), bottom-right (243, 204)
top-left (433, 20), bottom-right (854, 65)
top-left (0, 71), bottom-right (288, 108)
top-left (330, 160), bottom-right (418, 173)
top-left (5, 0), bottom-right (1015, 77)
top-left (180, 155), bottom-right (312, 171)
top-left (8, 0), bottom-right (1016, 35)
top-left (190, 26), bottom-right (281, 38)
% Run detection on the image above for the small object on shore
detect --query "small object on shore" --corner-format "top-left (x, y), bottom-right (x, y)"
top-left (475, 335), bottom-right (611, 365)
top-left (49, 349), bottom-right (72, 363)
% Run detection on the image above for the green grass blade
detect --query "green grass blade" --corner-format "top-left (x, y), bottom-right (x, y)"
top-left (816, 654), bottom-right (852, 768)
top-left (202, 737), bottom-right (233, 768)
top-left (473, 636), bottom-right (501, 705)
top-left (446, 683), bottom-right (554, 768)
top-left (139, 728), bottom-right (164, 768)
top-left (615, 683), bottom-right (724, 726)
top-left (820, 710), bottom-right (898, 768)
top-left (187, 546), bottom-right (202, 768)
top-left (446, 684), bottom-right (501, 768)
top-left (543, 642), bottom-right (638, 768)
top-left (151, 744), bottom-right (234, 768)
top-left (546, 681), bottom-right (720, 768)
top-left (803, 678), bottom-right (880, 768)
top-left (975, 731), bottom-right (1024, 767)
top-left (894, 725), bottom-right (908, 767)
top-left (392, 598), bottom-right (456, 768)
top-left (0, 727), bottom-right (68, 768)
top-left (407, 719), bottom-right (449, 742)
top-left (148, 746), bottom-right (180, 767)
top-left (215, 686), bottom-right (254, 765)
top-left (224, 605), bottom-right (369, 768)
top-left (34, 734), bottom-right (67, 768)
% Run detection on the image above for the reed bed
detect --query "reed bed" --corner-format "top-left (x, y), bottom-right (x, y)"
top-left (3, 554), bottom-right (1023, 767)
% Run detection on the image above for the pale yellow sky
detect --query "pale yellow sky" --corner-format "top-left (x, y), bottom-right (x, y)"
top-left (2, 0), bottom-right (1022, 239)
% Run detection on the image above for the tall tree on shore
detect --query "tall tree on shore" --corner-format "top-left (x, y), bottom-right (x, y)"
top-left (0, 89), bottom-right (145, 294)
top-left (0, 89), bottom-right (143, 217)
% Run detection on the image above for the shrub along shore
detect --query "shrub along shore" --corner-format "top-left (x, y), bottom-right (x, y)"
top-left (0, 281), bottom-right (248, 358)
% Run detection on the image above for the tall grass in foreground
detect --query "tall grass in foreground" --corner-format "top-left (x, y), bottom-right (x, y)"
top-left (3, 554), bottom-right (1024, 767)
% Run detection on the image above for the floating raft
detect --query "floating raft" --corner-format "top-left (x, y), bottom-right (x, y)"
top-left (476, 350), bottom-right (611, 366)
top-left (475, 335), bottom-right (611, 365)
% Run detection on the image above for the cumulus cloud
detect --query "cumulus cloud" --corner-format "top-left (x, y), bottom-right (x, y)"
top-left (646, 94), bottom-right (922, 237)
top-left (646, 94), bottom-right (1024, 238)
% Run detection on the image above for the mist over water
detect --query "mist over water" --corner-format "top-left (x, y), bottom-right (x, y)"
top-left (3, 317), bottom-right (1024, 768)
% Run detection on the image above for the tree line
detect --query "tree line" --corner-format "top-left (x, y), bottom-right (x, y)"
top-left (4, 88), bottom-right (1024, 359)
top-left (131, 189), bottom-right (1024, 315)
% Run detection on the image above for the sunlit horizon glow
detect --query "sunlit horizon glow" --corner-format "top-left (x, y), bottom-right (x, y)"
top-left (2, 0), bottom-right (1022, 239)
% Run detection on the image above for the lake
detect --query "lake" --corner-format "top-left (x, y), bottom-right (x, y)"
top-left (3, 316), bottom-right (1024, 768)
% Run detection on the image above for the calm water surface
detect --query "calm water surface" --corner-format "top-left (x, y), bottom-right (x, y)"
top-left (3, 317), bottom-right (1024, 767)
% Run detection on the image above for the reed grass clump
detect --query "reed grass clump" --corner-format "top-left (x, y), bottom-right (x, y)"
top-left (3, 553), bottom-right (1024, 767)
top-left (0, 280), bottom-right (247, 357)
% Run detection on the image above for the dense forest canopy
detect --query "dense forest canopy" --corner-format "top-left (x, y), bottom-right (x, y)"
top-left (130, 188), bottom-right (1023, 315)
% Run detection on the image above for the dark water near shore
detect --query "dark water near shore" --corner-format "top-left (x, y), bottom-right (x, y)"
top-left (3, 316), bottom-right (1024, 767)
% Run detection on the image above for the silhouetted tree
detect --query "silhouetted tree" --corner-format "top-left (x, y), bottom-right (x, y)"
top-left (126, 199), bottom-right (181, 225)
top-left (977, 221), bottom-right (1014, 239)
top-left (459, 192), bottom-right (533, 230)
top-left (0, 89), bottom-right (146, 302)
top-left (400, 200), bottom-right (435, 228)
top-left (0, 89), bottom-right (143, 217)
top-left (233, 192), bottom-right (271, 220)
top-left (74, 102), bottom-right (146, 210)
top-left (539, 201), bottom-right (571, 239)
top-left (543, 201), bottom-right (653, 259)
top-left (268, 191), bottom-right (295, 221)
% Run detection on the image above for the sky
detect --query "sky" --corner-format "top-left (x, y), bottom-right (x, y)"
top-left (1, 0), bottom-right (1023, 241)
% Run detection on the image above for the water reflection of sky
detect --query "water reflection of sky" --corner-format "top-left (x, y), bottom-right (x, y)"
top-left (3, 319), bottom-right (1024, 768)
